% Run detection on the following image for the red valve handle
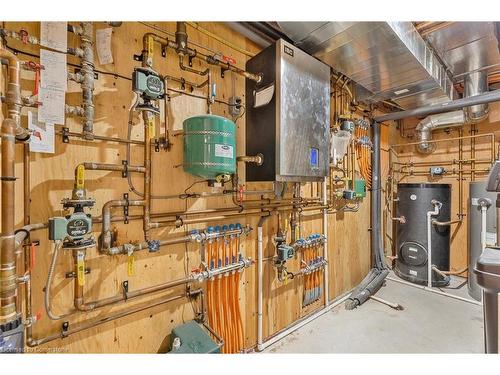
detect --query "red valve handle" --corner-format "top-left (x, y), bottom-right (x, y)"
top-left (222, 55), bottom-right (236, 65)
top-left (238, 185), bottom-right (245, 203)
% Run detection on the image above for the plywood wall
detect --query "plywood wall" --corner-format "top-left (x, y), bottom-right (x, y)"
top-left (1, 21), bottom-right (371, 353)
top-left (386, 102), bottom-right (500, 272)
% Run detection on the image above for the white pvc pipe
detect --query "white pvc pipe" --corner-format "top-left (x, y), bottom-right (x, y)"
top-left (481, 205), bottom-right (488, 251)
top-left (257, 224), bottom-right (264, 350)
top-left (322, 178), bottom-right (330, 305)
top-left (387, 276), bottom-right (482, 306)
top-left (427, 201), bottom-right (441, 288)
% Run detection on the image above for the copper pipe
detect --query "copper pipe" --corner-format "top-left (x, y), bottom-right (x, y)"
top-left (23, 143), bottom-right (34, 338)
top-left (56, 129), bottom-right (144, 145)
top-left (142, 29), bottom-right (261, 83)
top-left (0, 118), bottom-right (17, 322)
top-left (395, 169), bottom-right (490, 175)
top-left (101, 199), bottom-right (145, 251)
top-left (442, 267), bottom-right (468, 276)
top-left (1, 42), bottom-right (29, 141)
top-left (27, 289), bottom-right (202, 347)
top-left (81, 162), bottom-right (145, 174)
top-left (458, 127), bottom-right (464, 218)
top-left (393, 158), bottom-right (491, 167)
top-left (73, 250), bottom-right (251, 312)
top-left (432, 219), bottom-right (462, 226)
top-left (391, 132), bottom-right (495, 150)
top-left (414, 21), bottom-right (454, 36)
top-left (143, 112), bottom-right (153, 240)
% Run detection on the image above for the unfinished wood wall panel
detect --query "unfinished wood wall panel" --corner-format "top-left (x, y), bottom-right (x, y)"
top-left (1, 21), bottom-right (371, 353)
top-left (387, 102), bottom-right (500, 272)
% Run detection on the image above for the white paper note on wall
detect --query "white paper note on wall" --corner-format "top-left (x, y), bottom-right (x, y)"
top-left (38, 87), bottom-right (65, 125)
top-left (96, 28), bottom-right (114, 65)
top-left (40, 49), bottom-right (67, 91)
top-left (40, 22), bottom-right (67, 53)
top-left (28, 111), bottom-right (55, 154)
top-left (168, 91), bottom-right (207, 131)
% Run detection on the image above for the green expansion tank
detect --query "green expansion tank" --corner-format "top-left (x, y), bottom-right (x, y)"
top-left (183, 115), bottom-right (236, 180)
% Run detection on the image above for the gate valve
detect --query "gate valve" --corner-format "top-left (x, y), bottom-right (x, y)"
top-left (212, 53), bottom-right (236, 66)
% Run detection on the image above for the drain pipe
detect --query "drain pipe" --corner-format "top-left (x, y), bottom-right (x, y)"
top-left (257, 213), bottom-right (271, 351)
top-left (345, 121), bottom-right (389, 310)
top-left (426, 199), bottom-right (442, 288)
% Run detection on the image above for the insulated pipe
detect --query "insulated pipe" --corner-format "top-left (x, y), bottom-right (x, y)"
top-left (374, 89), bottom-right (500, 123)
top-left (426, 199), bottom-right (442, 288)
top-left (257, 213), bottom-right (272, 351)
top-left (345, 121), bottom-right (388, 310)
top-left (0, 118), bottom-right (18, 323)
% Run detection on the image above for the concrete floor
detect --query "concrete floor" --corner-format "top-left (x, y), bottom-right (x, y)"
top-left (265, 273), bottom-right (485, 353)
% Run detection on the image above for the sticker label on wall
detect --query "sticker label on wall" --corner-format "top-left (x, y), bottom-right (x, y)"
top-left (215, 144), bottom-right (233, 159)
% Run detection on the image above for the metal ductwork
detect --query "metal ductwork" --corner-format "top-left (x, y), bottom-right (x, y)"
top-left (277, 22), bottom-right (456, 109)
top-left (415, 110), bottom-right (465, 153)
top-left (416, 70), bottom-right (489, 154)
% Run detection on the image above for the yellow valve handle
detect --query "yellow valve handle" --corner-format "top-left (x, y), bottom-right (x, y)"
top-left (146, 117), bottom-right (155, 140)
top-left (127, 253), bottom-right (135, 276)
top-left (146, 35), bottom-right (154, 57)
top-left (75, 164), bottom-right (85, 190)
top-left (77, 251), bottom-right (86, 287)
